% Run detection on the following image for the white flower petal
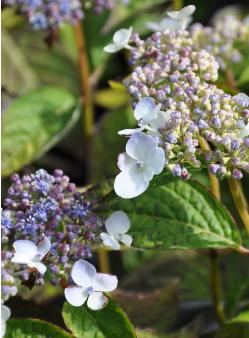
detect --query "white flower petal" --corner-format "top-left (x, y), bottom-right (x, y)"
top-left (126, 132), bottom-right (157, 161)
top-left (118, 127), bottom-right (144, 136)
top-left (240, 123), bottom-right (249, 138)
top-left (234, 93), bottom-right (249, 108)
top-left (105, 211), bottom-right (131, 236)
top-left (134, 97), bottom-right (157, 124)
top-left (167, 5), bottom-right (196, 20)
top-left (100, 233), bottom-right (121, 250)
top-left (1, 305), bottom-right (11, 322)
top-left (87, 292), bottom-right (108, 311)
top-left (114, 171), bottom-right (149, 199)
top-left (121, 234), bottom-right (133, 247)
top-left (142, 167), bottom-right (154, 182)
top-left (64, 286), bottom-right (88, 307)
top-left (11, 240), bottom-right (37, 264)
top-left (93, 274), bottom-right (118, 292)
top-left (104, 43), bottom-right (122, 53)
top-left (37, 237), bottom-right (51, 260)
top-left (117, 153), bottom-right (136, 172)
top-left (149, 147), bottom-right (166, 174)
top-left (113, 27), bottom-right (132, 45)
top-left (71, 259), bottom-right (96, 288)
top-left (29, 262), bottom-right (47, 275)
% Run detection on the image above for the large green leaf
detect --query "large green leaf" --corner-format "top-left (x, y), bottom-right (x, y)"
top-left (5, 318), bottom-right (72, 338)
top-left (2, 86), bottom-right (80, 176)
top-left (216, 310), bottom-right (249, 338)
top-left (100, 180), bottom-right (241, 250)
top-left (62, 299), bottom-right (136, 338)
top-left (2, 30), bottom-right (39, 94)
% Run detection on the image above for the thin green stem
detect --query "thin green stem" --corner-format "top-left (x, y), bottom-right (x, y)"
top-left (198, 136), bottom-right (225, 324)
top-left (209, 250), bottom-right (225, 325)
top-left (228, 178), bottom-right (249, 236)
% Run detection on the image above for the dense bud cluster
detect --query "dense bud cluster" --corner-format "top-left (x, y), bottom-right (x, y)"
top-left (2, 0), bottom-right (128, 30)
top-left (121, 29), bottom-right (249, 186)
top-left (1, 169), bottom-right (103, 300)
top-left (190, 14), bottom-right (249, 70)
top-left (3, 0), bottom-right (83, 30)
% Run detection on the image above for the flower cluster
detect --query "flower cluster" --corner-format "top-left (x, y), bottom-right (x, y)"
top-left (104, 25), bottom-right (249, 198)
top-left (2, 0), bottom-right (129, 30)
top-left (3, 0), bottom-right (84, 30)
top-left (190, 14), bottom-right (249, 70)
top-left (1, 169), bottom-right (133, 309)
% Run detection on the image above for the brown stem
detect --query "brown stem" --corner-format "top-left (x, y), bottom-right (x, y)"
top-left (74, 21), bottom-right (93, 141)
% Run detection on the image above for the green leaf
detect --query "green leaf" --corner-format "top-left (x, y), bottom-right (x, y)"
top-left (100, 180), bottom-right (241, 250)
top-left (62, 299), bottom-right (136, 338)
top-left (94, 88), bottom-right (130, 109)
top-left (5, 318), bottom-right (72, 338)
top-left (2, 86), bottom-right (80, 177)
top-left (216, 310), bottom-right (249, 338)
top-left (2, 30), bottom-right (39, 94)
top-left (237, 65), bottom-right (249, 86)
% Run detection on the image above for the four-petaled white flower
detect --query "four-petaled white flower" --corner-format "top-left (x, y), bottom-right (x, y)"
top-left (234, 93), bottom-right (249, 108)
top-left (64, 259), bottom-right (118, 310)
top-left (147, 5), bottom-right (196, 32)
top-left (118, 97), bottom-right (171, 137)
top-left (104, 27), bottom-right (132, 53)
top-left (1, 305), bottom-right (11, 338)
top-left (114, 132), bottom-right (165, 198)
top-left (11, 237), bottom-right (51, 275)
top-left (100, 211), bottom-right (132, 250)
top-left (239, 123), bottom-right (249, 138)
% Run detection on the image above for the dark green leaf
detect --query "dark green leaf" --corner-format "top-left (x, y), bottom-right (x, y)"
top-left (100, 180), bottom-right (241, 250)
top-left (2, 30), bottom-right (39, 94)
top-left (62, 299), bottom-right (136, 338)
top-left (2, 86), bottom-right (80, 176)
top-left (5, 318), bottom-right (72, 338)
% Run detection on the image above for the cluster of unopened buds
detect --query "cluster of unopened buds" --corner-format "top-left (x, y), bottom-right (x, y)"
top-left (1, 169), bottom-right (133, 330)
top-left (2, 0), bottom-right (128, 30)
top-left (104, 5), bottom-right (249, 199)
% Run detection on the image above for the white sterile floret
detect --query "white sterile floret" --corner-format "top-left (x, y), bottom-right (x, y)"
top-left (64, 259), bottom-right (118, 310)
top-left (147, 17), bottom-right (189, 32)
top-left (165, 5), bottom-right (196, 30)
top-left (114, 132), bottom-right (165, 198)
top-left (104, 27), bottom-right (132, 53)
top-left (100, 211), bottom-right (132, 250)
top-left (11, 237), bottom-right (51, 275)
top-left (167, 5), bottom-right (196, 20)
top-left (239, 123), bottom-right (249, 138)
top-left (1, 305), bottom-right (11, 338)
top-left (234, 93), bottom-right (249, 108)
top-left (119, 97), bottom-right (170, 137)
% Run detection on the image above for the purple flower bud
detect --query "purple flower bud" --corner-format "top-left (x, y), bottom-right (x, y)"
top-left (232, 169), bottom-right (243, 180)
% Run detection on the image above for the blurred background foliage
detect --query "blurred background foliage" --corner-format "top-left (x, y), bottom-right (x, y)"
top-left (1, 0), bottom-right (249, 337)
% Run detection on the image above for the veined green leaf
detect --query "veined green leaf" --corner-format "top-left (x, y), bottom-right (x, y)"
top-left (2, 86), bottom-right (80, 176)
top-left (5, 318), bottom-right (72, 338)
top-left (62, 299), bottom-right (136, 338)
top-left (100, 180), bottom-right (241, 250)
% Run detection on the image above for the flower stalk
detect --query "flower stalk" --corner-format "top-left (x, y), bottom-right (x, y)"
top-left (228, 178), bottom-right (249, 236)
top-left (74, 21), bottom-right (110, 273)
top-left (198, 136), bottom-right (225, 324)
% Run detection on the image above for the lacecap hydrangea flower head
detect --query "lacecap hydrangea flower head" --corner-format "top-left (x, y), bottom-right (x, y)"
top-left (104, 6), bottom-right (249, 199)
top-left (1, 169), bottom-right (133, 310)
